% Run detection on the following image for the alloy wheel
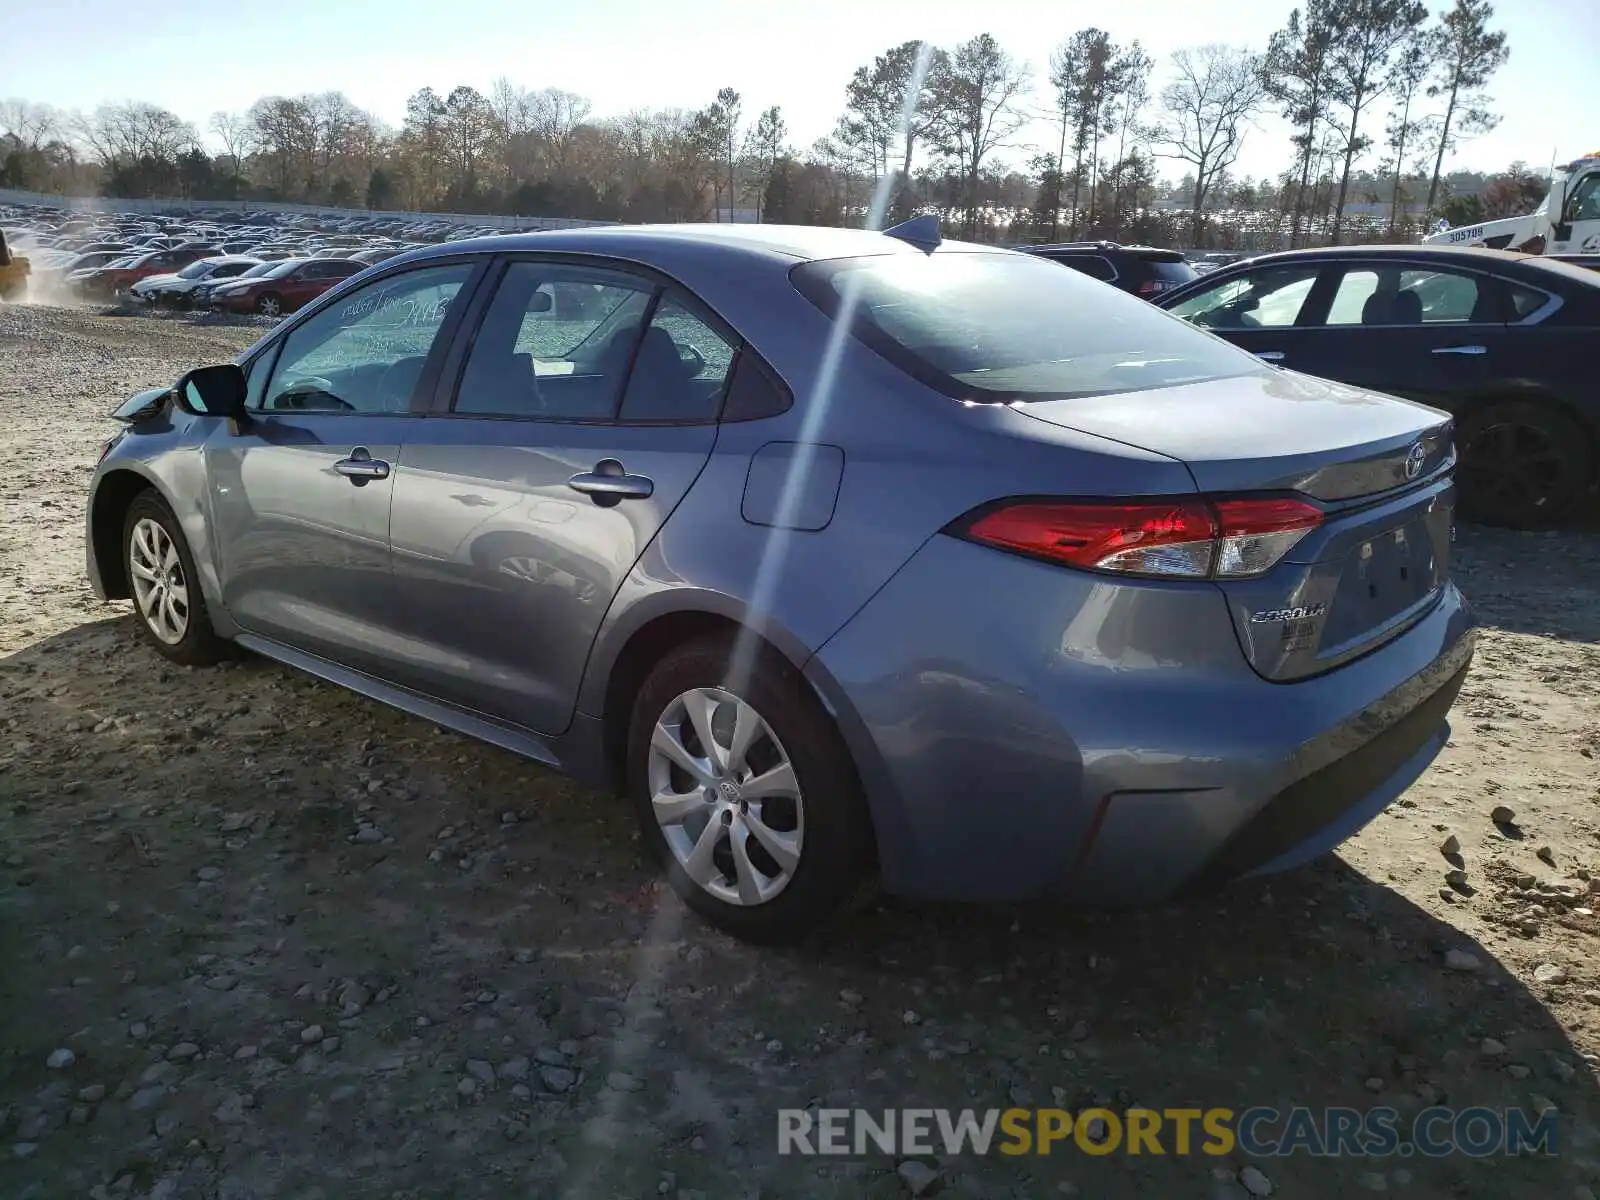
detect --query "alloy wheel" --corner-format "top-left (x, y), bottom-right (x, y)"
top-left (258, 295), bottom-right (281, 316)
top-left (127, 517), bottom-right (190, 645)
top-left (647, 687), bottom-right (804, 906)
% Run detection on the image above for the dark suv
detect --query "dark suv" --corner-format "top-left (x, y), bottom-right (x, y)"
top-left (1019, 241), bottom-right (1198, 299)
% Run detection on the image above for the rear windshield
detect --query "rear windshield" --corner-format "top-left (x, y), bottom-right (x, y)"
top-left (1152, 260), bottom-right (1199, 281)
top-left (790, 251), bottom-right (1263, 402)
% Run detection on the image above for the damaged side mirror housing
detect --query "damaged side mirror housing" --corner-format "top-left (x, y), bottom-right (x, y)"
top-left (173, 363), bottom-right (248, 421)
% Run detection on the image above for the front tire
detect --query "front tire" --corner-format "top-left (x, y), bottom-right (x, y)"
top-left (626, 634), bottom-right (876, 943)
top-left (1457, 400), bottom-right (1593, 528)
top-left (122, 492), bottom-right (231, 666)
top-left (256, 293), bottom-right (283, 317)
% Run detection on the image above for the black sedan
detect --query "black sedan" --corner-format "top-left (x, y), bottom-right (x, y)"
top-left (1157, 245), bottom-right (1600, 527)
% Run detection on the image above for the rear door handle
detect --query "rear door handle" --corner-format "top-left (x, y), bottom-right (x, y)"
top-left (1254, 350), bottom-right (1286, 362)
top-left (333, 447), bottom-right (390, 484)
top-left (1432, 345), bottom-right (1487, 356)
top-left (568, 458), bottom-right (654, 506)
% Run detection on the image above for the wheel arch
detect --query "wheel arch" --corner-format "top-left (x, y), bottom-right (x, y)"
top-left (88, 466), bottom-right (164, 600)
top-left (587, 596), bottom-right (805, 788)
top-left (1451, 383), bottom-right (1600, 460)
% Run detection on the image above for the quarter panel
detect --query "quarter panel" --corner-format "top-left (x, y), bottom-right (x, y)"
top-left (810, 531), bottom-right (1475, 901)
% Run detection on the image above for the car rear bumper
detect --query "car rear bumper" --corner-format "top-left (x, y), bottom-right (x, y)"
top-left (808, 534), bottom-right (1476, 904)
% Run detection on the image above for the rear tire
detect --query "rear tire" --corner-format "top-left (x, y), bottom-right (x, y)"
top-left (1457, 400), bottom-right (1593, 528)
top-left (625, 634), bottom-right (877, 944)
top-left (122, 491), bottom-right (231, 666)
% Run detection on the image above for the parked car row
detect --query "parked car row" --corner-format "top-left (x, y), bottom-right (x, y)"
top-left (0, 201), bottom-right (542, 308)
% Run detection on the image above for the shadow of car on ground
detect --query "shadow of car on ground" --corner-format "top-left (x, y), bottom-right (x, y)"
top-left (0, 606), bottom-right (1596, 1198)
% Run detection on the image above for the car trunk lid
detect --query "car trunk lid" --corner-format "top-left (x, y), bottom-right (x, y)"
top-left (1018, 370), bottom-right (1456, 681)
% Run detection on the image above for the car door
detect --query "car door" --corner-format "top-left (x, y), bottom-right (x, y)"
top-left (273, 262), bottom-right (319, 309)
top-left (1552, 168), bottom-right (1600, 254)
top-left (203, 259), bottom-right (481, 679)
top-left (386, 258), bottom-right (731, 734)
top-left (1163, 262), bottom-right (1326, 365)
top-left (1285, 261), bottom-right (1506, 411)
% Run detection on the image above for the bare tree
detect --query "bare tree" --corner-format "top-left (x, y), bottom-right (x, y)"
top-left (0, 99), bottom-right (60, 151)
top-left (1154, 46), bottom-right (1267, 245)
top-left (928, 33), bottom-right (1030, 237)
top-left (208, 111), bottom-right (255, 180)
top-left (530, 88), bottom-right (592, 179)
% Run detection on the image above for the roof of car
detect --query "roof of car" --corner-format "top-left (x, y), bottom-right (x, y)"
top-left (1231, 243), bottom-right (1541, 266)
top-left (384, 222), bottom-right (1001, 272)
top-left (1160, 242), bottom-right (1600, 298)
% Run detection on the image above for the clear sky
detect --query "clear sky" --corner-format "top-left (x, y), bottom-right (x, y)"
top-left (3, 0), bottom-right (1594, 182)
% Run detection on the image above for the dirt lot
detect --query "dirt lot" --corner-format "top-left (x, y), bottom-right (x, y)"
top-left (2, 301), bottom-right (1600, 1200)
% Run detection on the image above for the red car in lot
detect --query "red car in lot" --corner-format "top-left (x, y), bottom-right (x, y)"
top-left (201, 257), bottom-right (364, 316)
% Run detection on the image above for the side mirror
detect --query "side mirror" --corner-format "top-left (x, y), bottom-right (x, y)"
top-left (173, 363), bottom-right (248, 420)
top-left (528, 290), bottom-right (553, 313)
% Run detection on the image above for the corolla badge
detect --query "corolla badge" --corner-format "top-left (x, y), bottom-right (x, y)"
top-left (1404, 442), bottom-right (1428, 480)
top-left (1250, 603), bottom-right (1327, 624)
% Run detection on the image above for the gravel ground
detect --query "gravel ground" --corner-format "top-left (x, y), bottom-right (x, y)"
top-left (3, 301), bottom-right (1600, 1200)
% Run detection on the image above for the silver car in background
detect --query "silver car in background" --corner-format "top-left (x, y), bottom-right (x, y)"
top-left (85, 221), bottom-right (1474, 942)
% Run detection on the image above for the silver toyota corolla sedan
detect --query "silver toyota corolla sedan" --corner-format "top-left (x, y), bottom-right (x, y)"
top-left (85, 220), bottom-right (1476, 943)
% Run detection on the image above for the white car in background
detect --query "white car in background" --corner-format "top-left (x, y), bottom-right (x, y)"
top-left (130, 257), bottom-right (262, 307)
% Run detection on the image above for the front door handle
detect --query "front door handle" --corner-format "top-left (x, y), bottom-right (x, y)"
top-left (334, 447), bottom-right (390, 484)
top-left (1432, 345), bottom-right (1487, 356)
top-left (568, 458), bottom-right (654, 507)
top-left (1254, 350), bottom-right (1286, 362)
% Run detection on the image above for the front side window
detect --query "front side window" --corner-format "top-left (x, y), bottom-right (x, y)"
top-left (258, 262), bottom-right (473, 414)
top-left (455, 262), bottom-right (657, 420)
top-left (1565, 174), bottom-right (1600, 222)
top-left (792, 252), bottom-right (1265, 402)
top-left (1167, 266), bottom-right (1321, 330)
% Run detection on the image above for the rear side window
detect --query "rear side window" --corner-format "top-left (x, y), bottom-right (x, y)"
top-left (1507, 283), bottom-right (1553, 319)
top-left (617, 295), bottom-right (737, 423)
top-left (791, 252), bottom-right (1264, 402)
top-left (1325, 267), bottom-right (1494, 326)
top-left (454, 262), bottom-right (656, 420)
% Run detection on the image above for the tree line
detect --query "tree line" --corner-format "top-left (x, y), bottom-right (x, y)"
top-left (1, 0), bottom-right (1518, 248)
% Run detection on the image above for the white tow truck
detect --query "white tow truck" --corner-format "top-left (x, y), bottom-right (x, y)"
top-left (1423, 151), bottom-right (1600, 255)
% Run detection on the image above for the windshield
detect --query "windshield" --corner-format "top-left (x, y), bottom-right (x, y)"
top-left (790, 251), bottom-right (1264, 402)
top-left (262, 259), bottom-right (303, 279)
top-left (177, 260), bottom-right (213, 279)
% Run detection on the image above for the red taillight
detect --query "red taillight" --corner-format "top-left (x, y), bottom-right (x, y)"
top-left (956, 496), bottom-right (1322, 580)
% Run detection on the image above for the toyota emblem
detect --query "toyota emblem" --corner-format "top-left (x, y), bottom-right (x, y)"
top-left (1404, 442), bottom-right (1427, 481)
